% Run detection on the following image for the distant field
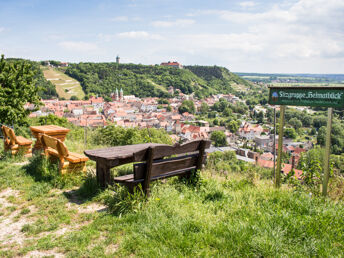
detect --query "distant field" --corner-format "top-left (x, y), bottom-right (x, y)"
top-left (42, 66), bottom-right (85, 100)
top-left (270, 82), bottom-right (344, 87)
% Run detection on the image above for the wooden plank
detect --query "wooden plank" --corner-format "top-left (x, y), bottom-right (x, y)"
top-left (276, 105), bottom-right (285, 188)
top-left (196, 140), bottom-right (206, 170)
top-left (133, 140), bottom-right (211, 161)
top-left (134, 153), bottom-right (206, 180)
top-left (322, 107), bottom-right (333, 197)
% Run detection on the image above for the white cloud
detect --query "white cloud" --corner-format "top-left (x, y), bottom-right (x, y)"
top-left (109, 16), bottom-right (129, 22)
top-left (151, 19), bottom-right (195, 28)
top-left (58, 41), bottom-right (98, 51)
top-left (117, 31), bottom-right (164, 40)
top-left (239, 1), bottom-right (256, 8)
top-left (190, 0), bottom-right (344, 60)
top-left (0, 27), bottom-right (4, 33)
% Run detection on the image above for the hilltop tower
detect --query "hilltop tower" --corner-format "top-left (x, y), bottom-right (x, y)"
top-left (116, 55), bottom-right (120, 64)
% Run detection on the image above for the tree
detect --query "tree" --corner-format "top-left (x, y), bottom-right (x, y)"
top-left (178, 100), bottom-right (195, 114)
top-left (211, 131), bottom-right (227, 147)
top-left (200, 102), bottom-right (209, 114)
top-left (70, 95), bottom-right (79, 100)
top-left (284, 127), bottom-right (297, 139)
top-left (227, 120), bottom-right (239, 133)
top-left (317, 123), bottom-right (344, 155)
top-left (289, 117), bottom-right (302, 129)
top-left (257, 111), bottom-right (264, 123)
top-left (0, 55), bottom-right (41, 125)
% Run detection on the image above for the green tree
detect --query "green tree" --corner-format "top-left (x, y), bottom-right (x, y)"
top-left (227, 120), bottom-right (239, 133)
top-left (210, 131), bottom-right (227, 147)
top-left (70, 95), bottom-right (79, 100)
top-left (317, 123), bottom-right (344, 154)
top-left (284, 127), bottom-right (297, 139)
top-left (289, 117), bottom-right (302, 129)
top-left (0, 55), bottom-right (41, 125)
top-left (200, 102), bottom-right (209, 114)
top-left (178, 100), bottom-right (195, 114)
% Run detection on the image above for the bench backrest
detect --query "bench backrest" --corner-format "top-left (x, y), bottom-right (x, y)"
top-left (1, 125), bottom-right (16, 145)
top-left (40, 134), bottom-right (69, 157)
top-left (133, 140), bottom-right (211, 182)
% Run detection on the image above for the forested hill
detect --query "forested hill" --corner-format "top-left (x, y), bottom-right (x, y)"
top-left (64, 63), bottom-right (252, 99)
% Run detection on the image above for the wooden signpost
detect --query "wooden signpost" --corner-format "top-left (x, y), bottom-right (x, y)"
top-left (268, 86), bottom-right (344, 196)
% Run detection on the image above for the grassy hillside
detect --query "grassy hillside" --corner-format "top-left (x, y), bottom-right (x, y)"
top-left (42, 67), bottom-right (85, 100)
top-left (0, 121), bottom-right (343, 257)
top-left (64, 63), bottom-right (252, 98)
top-left (0, 152), bottom-right (343, 257)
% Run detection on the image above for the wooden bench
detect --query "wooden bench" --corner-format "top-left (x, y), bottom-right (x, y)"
top-left (40, 134), bottom-right (89, 174)
top-left (1, 125), bottom-right (32, 156)
top-left (114, 140), bottom-right (211, 196)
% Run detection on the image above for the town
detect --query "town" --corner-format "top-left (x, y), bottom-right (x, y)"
top-left (28, 86), bottom-right (308, 178)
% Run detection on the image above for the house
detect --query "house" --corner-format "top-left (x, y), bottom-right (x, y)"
top-left (239, 122), bottom-right (264, 140)
top-left (160, 61), bottom-right (183, 69)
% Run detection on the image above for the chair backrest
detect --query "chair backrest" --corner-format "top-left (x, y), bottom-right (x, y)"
top-left (40, 134), bottom-right (69, 157)
top-left (133, 140), bottom-right (211, 181)
top-left (1, 125), bottom-right (16, 145)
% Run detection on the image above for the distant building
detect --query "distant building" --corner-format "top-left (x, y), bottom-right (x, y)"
top-left (116, 55), bottom-right (120, 64)
top-left (160, 61), bottom-right (183, 69)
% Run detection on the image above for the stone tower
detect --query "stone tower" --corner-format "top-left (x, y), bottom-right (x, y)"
top-left (116, 55), bottom-right (120, 64)
top-left (115, 88), bottom-right (119, 101)
top-left (120, 88), bottom-right (123, 101)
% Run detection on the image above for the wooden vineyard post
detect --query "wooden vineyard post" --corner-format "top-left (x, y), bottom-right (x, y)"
top-left (275, 105), bottom-right (285, 188)
top-left (322, 108), bottom-right (333, 197)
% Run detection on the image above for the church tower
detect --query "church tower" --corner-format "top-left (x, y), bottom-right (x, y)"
top-left (115, 88), bottom-right (119, 101)
top-left (120, 88), bottom-right (123, 101)
top-left (116, 55), bottom-right (120, 64)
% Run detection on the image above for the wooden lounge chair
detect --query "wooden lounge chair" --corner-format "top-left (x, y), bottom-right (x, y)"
top-left (40, 134), bottom-right (89, 174)
top-left (1, 125), bottom-right (32, 156)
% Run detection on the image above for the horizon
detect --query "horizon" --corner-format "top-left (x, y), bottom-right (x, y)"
top-left (1, 0), bottom-right (343, 74)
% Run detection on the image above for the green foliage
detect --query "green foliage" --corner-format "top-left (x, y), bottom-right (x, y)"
top-left (284, 127), bottom-right (297, 139)
top-left (297, 147), bottom-right (331, 195)
top-left (210, 131), bottom-right (227, 147)
top-left (317, 122), bottom-right (344, 154)
top-left (6, 58), bottom-right (57, 99)
top-left (178, 100), bottom-right (195, 114)
top-left (103, 184), bottom-right (145, 216)
top-left (0, 55), bottom-right (42, 125)
top-left (200, 102), bottom-right (209, 114)
top-left (92, 125), bottom-right (173, 146)
top-left (227, 120), bottom-right (239, 133)
top-left (38, 114), bottom-right (70, 127)
top-left (70, 95), bottom-right (79, 100)
top-left (64, 63), bottom-right (251, 99)
top-left (289, 117), bottom-right (302, 129)
top-left (24, 155), bottom-right (83, 189)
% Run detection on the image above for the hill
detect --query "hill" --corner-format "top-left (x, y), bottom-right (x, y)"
top-left (64, 63), bottom-right (253, 99)
top-left (42, 66), bottom-right (85, 100)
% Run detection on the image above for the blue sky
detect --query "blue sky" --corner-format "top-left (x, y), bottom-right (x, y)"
top-left (0, 0), bottom-right (343, 73)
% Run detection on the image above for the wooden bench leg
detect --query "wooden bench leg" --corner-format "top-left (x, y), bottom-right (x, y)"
top-left (96, 162), bottom-right (111, 188)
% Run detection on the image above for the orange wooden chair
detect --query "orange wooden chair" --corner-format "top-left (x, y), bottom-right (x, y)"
top-left (1, 125), bottom-right (32, 156)
top-left (40, 134), bottom-right (88, 174)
